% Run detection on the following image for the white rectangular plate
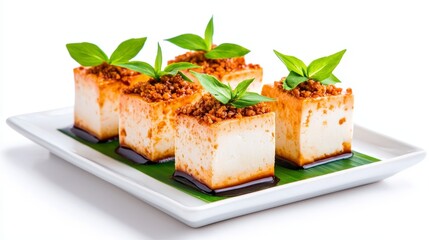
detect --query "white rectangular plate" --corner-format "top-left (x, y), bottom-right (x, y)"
top-left (7, 108), bottom-right (426, 227)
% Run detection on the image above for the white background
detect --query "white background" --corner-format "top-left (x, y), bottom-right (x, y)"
top-left (1, 0), bottom-right (428, 239)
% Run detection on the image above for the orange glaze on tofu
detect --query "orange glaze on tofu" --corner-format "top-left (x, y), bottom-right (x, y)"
top-left (119, 75), bottom-right (202, 162)
top-left (262, 82), bottom-right (354, 166)
top-left (73, 65), bottom-right (147, 140)
top-left (175, 112), bottom-right (275, 189)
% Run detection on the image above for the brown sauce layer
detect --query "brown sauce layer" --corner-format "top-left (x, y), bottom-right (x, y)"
top-left (70, 126), bottom-right (117, 143)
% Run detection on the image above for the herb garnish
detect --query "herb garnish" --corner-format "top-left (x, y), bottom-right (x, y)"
top-left (274, 49), bottom-right (346, 90)
top-left (191, 71), bottom-right (275, 108)
top-left (165, 16), bottom-right (250, 59)
top-left (115, 43), bottom-right (200, 81)
top-left (66, 37), bottom-right (147, 67)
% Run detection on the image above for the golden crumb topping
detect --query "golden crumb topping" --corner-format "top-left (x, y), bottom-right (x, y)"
top-left (85, 62), bottom-right (139, 83)
top-left (178, 94), bottom-right (270, 124)
top-left (123, 74), bottom-right (200, 102)
top-left (275, 80), bottom-right (352, 99)
top-left (168, 51), bottom-right (260, 79)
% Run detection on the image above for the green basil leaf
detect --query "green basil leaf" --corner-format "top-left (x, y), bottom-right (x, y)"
top-left (282, 80), bottom-right (292, 90)
top-left (284, 71), bottom-right (309, 90)
top-left (205, 43), bottom-right (250, 59)
top-left (165, 34), bottom-right (208, 51)
top-left (178, 71), bottom-right (193, 83)
top-left (227, 83), bottom-right (234, 99)
top-left (155, 43), bottom-right (163, 73)
top-left (320, 74), bottom-right (341, 85)
top-left (231, 92), bottom-right (276, 108)
top-left (233, 78), bottom-right (254, 100)
top-left (164, 62), bottom-right (200, 75)
top-left (157, 70), bottom-right (166, 74)
top-left (190, 71), bottom-right (231, 104)
top-left (204, 16), bottom-right (214, 50)
top-left (307, 49), bottom-right (346, 80)
top-left (273, 50), bottom-right (307, 77)
top-left (110, 37), bottom-right (147, 64)
top-left (115, 61), bottom-right (156, 79)
top-left (66, 42), bottom-right (108, 66)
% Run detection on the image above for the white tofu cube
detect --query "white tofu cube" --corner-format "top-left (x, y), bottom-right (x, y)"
top-left (119, 91), bottom-right (201, 162)
top-left (262, 84), bottom-right (354, 166)
top-left (175, 112), bottom-right (275, 190)
top-left (73, 67), bottom-right (146, 140)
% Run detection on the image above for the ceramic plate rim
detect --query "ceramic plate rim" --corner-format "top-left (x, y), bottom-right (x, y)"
top-left (6, 107), bottom-right (426, 227)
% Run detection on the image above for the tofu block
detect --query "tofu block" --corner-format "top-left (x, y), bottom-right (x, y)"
top-left (73, 67), bottom-right (146, 140)
top-left (119, 92), bottom-right (201, 162)
top-left (175, 112), bottom-right (275, 190)
top-left (262, 84), bottom-right (354, 166)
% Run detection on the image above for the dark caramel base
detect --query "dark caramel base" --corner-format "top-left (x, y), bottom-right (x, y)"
top-left (70, 126), bottom-right (117, 144)
top-left (173, 170), bottom-right (279, 197)
top-left (116, 146), bottom-right (174, 165)
top-left (276, 152), bottom-right (354, 170)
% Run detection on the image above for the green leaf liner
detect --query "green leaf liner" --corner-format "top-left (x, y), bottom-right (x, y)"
top-left (60, 128), bottom-right (380, 203)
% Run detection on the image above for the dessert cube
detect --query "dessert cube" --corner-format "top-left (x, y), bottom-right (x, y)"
top-left (175, 112), bottom-right (275, 190)
top-left (119, 91), bottom-right (201, 162)
top-left (262, 84), bottom-right (354, 166)
top-left (73, 66), bottom-right (145, 140)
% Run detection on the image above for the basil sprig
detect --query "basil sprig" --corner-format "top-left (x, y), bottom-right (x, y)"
top-left (66, 37), bottom-right (147, 67)
top-left (274, 49), bottom-right (346, 90)
top-left (191, 71), bottom-right (275, 108)
top-left (116, 43), bottom-right (200, 81)
top-left (165, 16), bottom-right (250, 59)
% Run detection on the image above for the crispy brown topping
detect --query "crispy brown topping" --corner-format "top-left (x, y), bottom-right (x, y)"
top-left (275, 80), bottom-right (352, 99)
top-left (178, 94), bottom-right (270, 124)
top-left (168, 51), bottom-right (259, 79)
top-left (84, 62), bottom-right (139, 83)
top-left (123, 74), bottom-right (200, 102)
